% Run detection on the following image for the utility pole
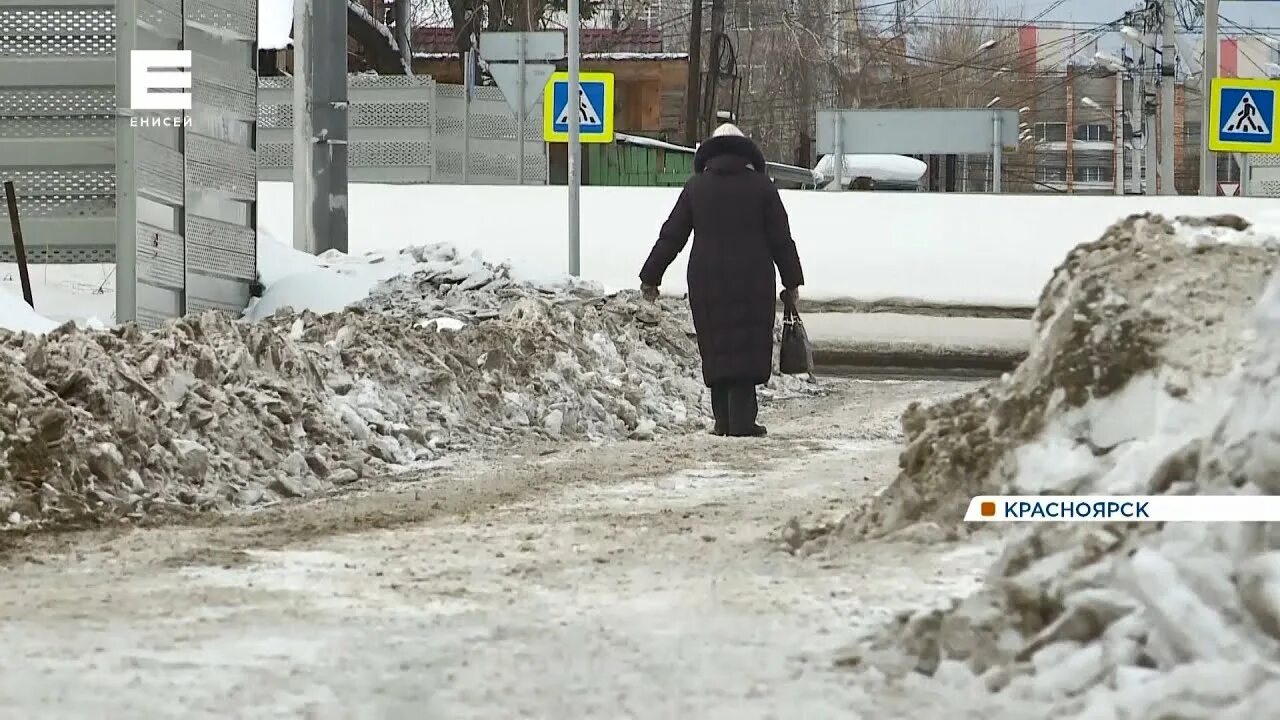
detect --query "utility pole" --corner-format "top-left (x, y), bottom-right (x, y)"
top-left (1130, 49), bottom-right (1143, 194)
top-left (293, 0), bottom-right (349, 254)
top-left (1143, 18), bottom-right (1158, 196)
top-left (1066, 65), bottom-right (1075, 193)
top-left (702, 0), bottom-right (726, 133)
top-left (568, 0), bottom-right (581, 275)
top-left (1200, 0), bottom-right (1219, 195)
top-left (1159, 0), bottom-right (1176, 194)
top-left (685, 0), bottom-right (703, 144)
top-left (1115, 69), bottom-right (1126, 194)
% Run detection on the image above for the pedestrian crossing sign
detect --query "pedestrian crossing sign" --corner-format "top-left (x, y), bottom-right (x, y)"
top-left (1209, 77), bottom-right (1280, 153)
top-left (543, 71), bottom-right (614, 143)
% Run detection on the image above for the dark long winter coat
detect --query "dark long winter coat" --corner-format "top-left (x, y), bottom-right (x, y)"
top-left (639, 135), bottom-right (805, 387)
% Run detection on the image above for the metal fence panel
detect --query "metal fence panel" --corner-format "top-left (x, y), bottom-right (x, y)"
top-left (0, 0), bottom-right (117, 263)
top-left (1248, 153), bottom-right (1280, 198)
top-left (183, 0), bottom-right (258, 317)
top-left (259, 74), bottom-right (437, 183)
top-left (257, 74), bottom-right (546, 185)
top-left (432, 83), bottom-right (547, 185)
top-left (115, 0), bottom-right (187, 327)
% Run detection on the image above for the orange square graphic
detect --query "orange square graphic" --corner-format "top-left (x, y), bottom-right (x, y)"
top-left (980, 501), bottom-right (996, 517)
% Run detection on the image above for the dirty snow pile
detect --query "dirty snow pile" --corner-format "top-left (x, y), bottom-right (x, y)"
top-left (0, 243), bottom-right (804, 528)
top-left (838, 213), bottom-right (1278, 539)
top-left (838, 214), bottom-right (1280, 717)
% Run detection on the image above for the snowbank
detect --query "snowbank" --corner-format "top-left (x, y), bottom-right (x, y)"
top-left (258, 182), bottom-right (1280, 309)
top-left (0, 239), bottom-right (814, 529)
top-left (0, 263), bottom-right (114, 329)
top-left (836, 213), bottom-right (1278, 538)
top-left (0, 286), bottom-right (56, 334)
top-left (828, 214), bottom-right (1280, 716)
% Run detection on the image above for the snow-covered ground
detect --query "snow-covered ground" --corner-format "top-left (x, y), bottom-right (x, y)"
top-left (5, 186), bottom-right (1280, 334)
top-left (0, 263), bottom-right (114, 330)
top-left (258, 183), bottom-right (1280, 308)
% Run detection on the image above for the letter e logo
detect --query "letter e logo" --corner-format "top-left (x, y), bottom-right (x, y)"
top-left (130, 50), bottom-right (193, 111)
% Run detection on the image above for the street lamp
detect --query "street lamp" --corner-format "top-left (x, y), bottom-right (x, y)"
top-left (1119, 26), bottom-right (1144, 45)
top-left (977, 39), bottom-right (998, 52)
top-left (1094, 51), bottom-right (1125, 73)
top-left (1081, 96), bottom-right (1102, 111)
top-left (985, 96), bottom-right (1001, 108)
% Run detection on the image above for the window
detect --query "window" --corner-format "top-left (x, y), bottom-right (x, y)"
top-left (1034, 122), bottom-right (1067, 142)
top-left (1075, 124), bottom-right (1112, 142)
top-left (1035, 166), bottom-right (1066, 183)
top-left (1075, 166), bottom-right (1112, 183)
top-left (735, 0), bottom-right (752, 29)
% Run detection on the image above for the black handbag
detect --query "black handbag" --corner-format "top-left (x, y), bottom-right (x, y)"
top-left (779, 293), bottom-right (813, 375)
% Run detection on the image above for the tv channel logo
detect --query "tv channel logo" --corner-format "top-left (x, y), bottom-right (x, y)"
top-left (130, 50), bottom-right (193, 111)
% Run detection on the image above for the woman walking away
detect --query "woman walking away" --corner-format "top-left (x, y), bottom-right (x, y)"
top-left (639, 123), bottom-right (804, 437)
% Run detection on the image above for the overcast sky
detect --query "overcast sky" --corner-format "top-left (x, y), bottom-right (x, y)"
top-left (1011, 0), bottom-right (1280, 29)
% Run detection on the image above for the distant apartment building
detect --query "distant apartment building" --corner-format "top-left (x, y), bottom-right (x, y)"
top-left (1012, 25), bottom-right (1280, 194)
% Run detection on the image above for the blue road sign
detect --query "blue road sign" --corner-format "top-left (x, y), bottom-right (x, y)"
top-left (543, 71), bottom-right (614, 143)
top-left (1219, 86), bottom-right (1274, 144)
top-left (1209, 77), bottom-right (1280, 152)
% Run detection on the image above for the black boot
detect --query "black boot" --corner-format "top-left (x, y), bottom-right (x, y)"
top-left (709, 384), bottom-right (729, 436)
top-left (726, 383), bottom-right (766, 437)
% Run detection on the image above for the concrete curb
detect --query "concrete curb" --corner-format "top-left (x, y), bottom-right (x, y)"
top-left (800, 312), bottom-right (1031, 374)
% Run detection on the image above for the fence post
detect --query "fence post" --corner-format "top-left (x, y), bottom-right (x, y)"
top-left (3, 181), bottom-right (34, 308)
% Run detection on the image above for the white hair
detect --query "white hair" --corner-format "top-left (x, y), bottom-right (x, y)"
top-left (711, 123), bottom-right (744, 138)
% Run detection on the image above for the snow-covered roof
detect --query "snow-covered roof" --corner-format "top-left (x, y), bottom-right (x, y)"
top-left (813, 154), bottom-right (927, 184)
top-left (260, 0), bottom-right (293, 50)
top-left (347, 0), bottom-right (399, 51)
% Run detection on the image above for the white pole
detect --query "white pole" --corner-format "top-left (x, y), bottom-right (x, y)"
top-left (1152, 30), bottom-right (1162, 194)
top-left (1159, 0), bottom-right (1176, 194)
top-left (831, 114), bottom-right (844, 191)
top-left (1201, 0), bottom-right (1219, 196)
top-left (292, 0), bottom-right (313, 252)
top-left (992, 111), bottom-right (1002, 192)
top-left (1115, 70), bottom-right (1125, 194)
top-left (464, 48), bottom-right (473, 184)
top-left (567, 0), bottom-right (581, 276)
top-left (1130, 60), bottom-right (1142, 194)
top-left (517, 33), bottom-right (526, 186)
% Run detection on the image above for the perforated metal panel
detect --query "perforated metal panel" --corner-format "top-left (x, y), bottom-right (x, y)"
top-left (1246, 153), bottom-right (1280, 198)
top-left (2, 1), bottom-right (255, 321)
top-left (259, 74), bottom-right (438, 184)
top-left (257, 75), bottom-right (547, 185)
top-left (183, 0), bottom-right (257, 320)
top-left (433, 83), bottom-right (548, 185)
top-left (114, 0), bottom-right (258, 328)
top-left (116, 0), bottom-right (186, 326)
top-left (0, 0), bottom-right (117, 264)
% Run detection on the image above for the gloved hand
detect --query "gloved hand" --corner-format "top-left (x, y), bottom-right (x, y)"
top-left (641, 283), bottom-right (659, 302)
top-left (780, 287), bottom-right (799, 307)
